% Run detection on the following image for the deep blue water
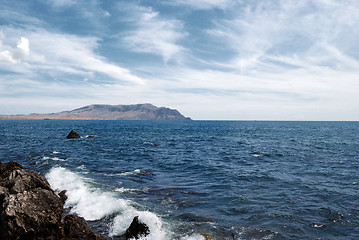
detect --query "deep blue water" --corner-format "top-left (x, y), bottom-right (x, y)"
top-left (0, 120), bottom-right (358, 239)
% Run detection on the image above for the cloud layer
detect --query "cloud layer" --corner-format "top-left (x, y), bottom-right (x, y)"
top-left (0, 0), bottom-right (358, 120)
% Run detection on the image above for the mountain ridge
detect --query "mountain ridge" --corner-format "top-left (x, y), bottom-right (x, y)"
top-left (0, 104), bottom-right (191, 120)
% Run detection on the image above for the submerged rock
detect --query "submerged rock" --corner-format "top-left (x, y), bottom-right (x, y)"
top-left (66, 129), bottom-right (81, 139)
top-left (125, 216), bottom-right (150, 239)
top-left (0, 161), bottom-right (109, 240)
top-left (138, 170), bottom-right (156, 176)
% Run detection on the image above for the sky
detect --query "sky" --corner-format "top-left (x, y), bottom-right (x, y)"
top-left (0, 0), bottom-right (359, 120)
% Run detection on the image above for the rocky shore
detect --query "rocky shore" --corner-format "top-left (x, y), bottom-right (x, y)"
top-left (0, 161), bottom-right (110, 239)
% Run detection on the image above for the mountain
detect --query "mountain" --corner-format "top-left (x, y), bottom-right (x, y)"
top-left (0, 104), bottom-right (191, 120)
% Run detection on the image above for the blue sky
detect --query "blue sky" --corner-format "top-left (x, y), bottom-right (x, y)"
top-left (0, 0), bottom-right (358, 120)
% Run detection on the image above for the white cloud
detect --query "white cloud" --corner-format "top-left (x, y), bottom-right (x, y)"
top-left (48, 0), bottom-right (76, 7)
top-left (0, 49), bottom-right (16, 64)
top-left (0, 37), bottom-right (29, 64)
top-left (0, 27), bottom-right (144, 85)
top-left (121, 5), bottom-right (186, 62)
top-left (207, 0), bottom-right (359, 75)
top-left (13, 37), bottom-right (29, 60)
top-left (171, 0), bottom-right (234, 10)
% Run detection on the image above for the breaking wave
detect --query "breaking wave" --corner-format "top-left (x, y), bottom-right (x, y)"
top-left (45, 167), bottom-right (170, 239)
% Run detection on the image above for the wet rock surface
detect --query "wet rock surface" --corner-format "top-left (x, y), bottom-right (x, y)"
top-left (66, 129), bottom-right (81, 139)
top-left (125, 216), bottom-right (150, 239)
top-left (0, 161), bottom-right (109, 240)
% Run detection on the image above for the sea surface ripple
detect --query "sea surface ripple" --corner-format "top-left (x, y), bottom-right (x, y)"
top-left (0, 120), bottom-right (358, 239)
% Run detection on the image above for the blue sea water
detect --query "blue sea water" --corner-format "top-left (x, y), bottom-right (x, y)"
top-left (0, 120), bottom-right (358, 240)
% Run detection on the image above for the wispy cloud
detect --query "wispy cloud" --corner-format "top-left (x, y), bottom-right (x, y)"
top-left (47, 0), bottom-right (76, 8)
top-left (208, 0), bottom-right (359, 74)
top-left (170, 0), bottom-right (234, 10)
top-left (120, 4), bottom-right (187, 62)
top-left (0, 27), bottom-right (144, 84)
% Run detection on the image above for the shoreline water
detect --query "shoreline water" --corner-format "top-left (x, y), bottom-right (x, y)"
top-left (1, 120), bottom-right (358, 239)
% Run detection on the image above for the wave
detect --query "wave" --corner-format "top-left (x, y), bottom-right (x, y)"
top-left (45, 167), bottom-right (174, 239)
top-left (42, 156), bottom-right (67, 161)
top-left (46, 167), bottom-right (128, 221)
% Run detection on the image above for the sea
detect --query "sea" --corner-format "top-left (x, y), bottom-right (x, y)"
top-left (0, 120), bottom-right (358, 240)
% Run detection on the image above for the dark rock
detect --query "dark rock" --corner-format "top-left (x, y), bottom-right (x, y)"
top-left (59, 190), bottom-right (68, 204)
top-left (66, 129), bottom-right (81, 139)
top-left (138, 170), bottom-right (156, 176)
top-left (125, 216), bottom-right (150, 239)
top-left (2, 167), bottom-right (52, 194)
top-left (0, 161), bottom-right (109, 240)
top-left (0, 161), bottom-right (23, 180)
top-left (61, 215), bottom-right (109, 240)
top-left (1, 188), bottom-right (64, 239)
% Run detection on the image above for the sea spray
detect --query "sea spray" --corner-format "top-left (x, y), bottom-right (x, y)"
top-left (109, 210), bottom-right (166, 239)
top-left (45, 167), bottom-right (170, 238)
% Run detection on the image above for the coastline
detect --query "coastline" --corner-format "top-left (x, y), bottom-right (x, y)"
top-left (0, 161), bottom-right (110, 239)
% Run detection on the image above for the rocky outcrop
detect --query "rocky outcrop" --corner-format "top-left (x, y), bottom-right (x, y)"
top-left (0, 161), bottom-right (109, 240)
top-left (125, 216), bottom-right (150, 239)
top-left (66, 129), bottom-right (81, 139)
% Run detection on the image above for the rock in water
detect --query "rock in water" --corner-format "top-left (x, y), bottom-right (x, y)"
top-left (62, 215), bottom-right (108, 239)
top-left (0, 161), bottom-right (109, 240)
top-left (125, 216), bottom-right (150, 239)
top-left (66, 129), bottom-right (81, 139)
top-left (59, 190), bottom-right (68, 204)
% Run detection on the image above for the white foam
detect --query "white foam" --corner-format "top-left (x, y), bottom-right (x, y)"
top-left (119, 169), bottom-right (141, 176)
top-left (46, 167), bottom-right (129, 220)
top-left (41, 156), bottom-right (66, 161)
top-left (180, 234), bottom-right (206, 240)
top-left (110, 210), bottom-right (168, 240)
top-left (45, 167), bottom-right (170, 238)
top-left (253, 154), bottom-right (263, 157)
top-left (76, 165), bottom-right (87, 170)
top-left (115, 187), bottom-right (137, 193)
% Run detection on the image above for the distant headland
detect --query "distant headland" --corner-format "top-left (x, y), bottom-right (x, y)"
top-left (0, 104), bottom-right (191, 120)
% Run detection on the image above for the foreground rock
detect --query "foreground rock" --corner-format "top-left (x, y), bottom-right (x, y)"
top-left (0, 161), bottom-right (109, 240)
top-left (125, 216), bottom-right (150, 239)
top-left (66, 129), bottom-right (81, 139)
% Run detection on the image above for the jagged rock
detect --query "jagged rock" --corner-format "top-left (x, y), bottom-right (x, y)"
top-left (125, 216), bottom-right (150, 239)
top-left (0, 161), bottom-right (22, 179)
top-left (66, 129), bottom-right (81, 139)
top-left (59, 190), bottom-right (68, 204)
top-left (61, 215), bottom-right (108, 240)
top-left (0, 161), bottom-right (109, 240)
